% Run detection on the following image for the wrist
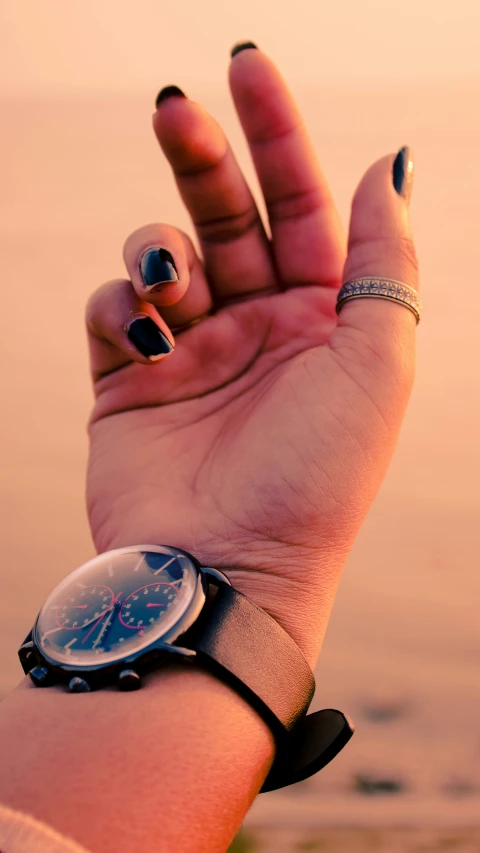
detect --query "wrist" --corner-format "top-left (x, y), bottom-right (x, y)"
top-left (91, 531), bottom-right (346, 670)
top-left (206, 538), bottom-right (349, 670)
top-left (224, 567), bottom-right (338, 670)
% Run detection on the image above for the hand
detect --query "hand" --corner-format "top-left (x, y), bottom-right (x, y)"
top-left (85, 45), bottom-right (418, 668)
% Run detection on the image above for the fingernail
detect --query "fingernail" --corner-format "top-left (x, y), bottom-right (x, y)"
top-left (230, 41), bottom-right (258, 58)
top-left (155, 85), bottom-right (187, 109)
top-left (126, 315), bottom-right (174, 361)
top-left (393, 145), bottom-right (414, 206)
top-left (139, 248), bottom-right (179, 292)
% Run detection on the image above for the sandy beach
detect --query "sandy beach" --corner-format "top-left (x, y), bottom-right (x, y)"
top-left (229, 827), bottom-right (480, 852)
top-left (1, 86), bottom-right (479, 841)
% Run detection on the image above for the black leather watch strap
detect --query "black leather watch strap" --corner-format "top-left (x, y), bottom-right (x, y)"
top-left (188, 581), bottom-right (315, 733)
top-left (181, 581), bottom-right (354, 793)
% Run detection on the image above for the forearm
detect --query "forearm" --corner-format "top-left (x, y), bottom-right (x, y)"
top-left (0, 666), bottom-right (275, 853)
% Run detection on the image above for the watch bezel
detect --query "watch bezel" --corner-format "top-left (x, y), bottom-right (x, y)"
top-left (25, 545), bottom-right (209, 687)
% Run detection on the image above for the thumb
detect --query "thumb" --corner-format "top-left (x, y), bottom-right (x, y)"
top-left (331, 147), bottom-right (419, 388)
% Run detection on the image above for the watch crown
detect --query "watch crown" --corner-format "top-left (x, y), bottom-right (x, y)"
top-left (29, 666), bottom-right (51, 687)
top-left (68, 676), bottom-right (91, 693)
top-left (118, 668), bottom-right (141, 691)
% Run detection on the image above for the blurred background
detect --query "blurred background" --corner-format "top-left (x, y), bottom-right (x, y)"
top-left (1, 1), bottom-right (479, 851)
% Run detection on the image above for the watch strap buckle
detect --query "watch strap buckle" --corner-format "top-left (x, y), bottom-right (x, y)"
top-left (260, 708), bottom-right (354, 793)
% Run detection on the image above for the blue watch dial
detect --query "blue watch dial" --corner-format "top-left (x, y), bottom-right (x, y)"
top-left (34, 546), bottom-right (199, 667)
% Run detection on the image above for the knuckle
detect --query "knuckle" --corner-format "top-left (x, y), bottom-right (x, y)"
top-left (344, 235), bottom-right (419, 287)
top-left (396, 235), bottom-right (419, 276)
top-left (195, 208), bottom-right (261, 245)
top-left (266, 186), bottom-right (332, 225)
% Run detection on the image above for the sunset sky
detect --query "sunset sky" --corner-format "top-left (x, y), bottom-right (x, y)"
top-left (2, 0), bottom-right (480, 95)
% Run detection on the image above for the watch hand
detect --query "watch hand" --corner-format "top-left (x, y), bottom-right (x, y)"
top-left (92, 608), bottom-right (115, 649)
top-left (81, 607), bottom-right (113, 644)
top-left (79, 592), bottom-right (124, 637)
top-left (91, 593), bottom-right (124, 649)
top-left (146, 603), bottom-right (167, 608)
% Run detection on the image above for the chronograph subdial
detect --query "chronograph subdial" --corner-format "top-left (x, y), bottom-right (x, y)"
top-left (55, 585), bottom-right (114, 631)
top-left (119, 583), bottom-right (179, 631)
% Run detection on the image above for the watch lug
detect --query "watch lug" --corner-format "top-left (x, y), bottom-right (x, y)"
top-left (202, 567), bottom-right (231, 587)
top-left (19, 641), bottom-right (36, 673)
top-left (162, 644), bottom-right (197, 659)
top-left (146, 639), bottom-right (197, 659)
top-left (69, 677), bottom-right (91, 693)
top-left (118, 669), bottom-right (141, 691)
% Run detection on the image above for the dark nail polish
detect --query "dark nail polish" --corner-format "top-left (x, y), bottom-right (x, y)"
top-left (155, 85), bottom-right (187, 109)
top-left (230, 41), bottom-right (258, 58)
top-left (127, 316), bottom-right (174, 361)
top-left (393, 145), bottom-right (414, 206)
top-left (140, 248), bottom-right (179, 292)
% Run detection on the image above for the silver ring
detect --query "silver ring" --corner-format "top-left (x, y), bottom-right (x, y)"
top-left (336, 278), bottom-right (422, 324)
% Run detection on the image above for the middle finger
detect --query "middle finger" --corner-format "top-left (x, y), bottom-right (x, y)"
top-left (152, 89), bottom-right (278, 305)
top-left (229, 45), bottom-right (347, 291)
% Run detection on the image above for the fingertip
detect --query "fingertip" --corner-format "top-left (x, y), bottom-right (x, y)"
top-left (230, 41), bottom-right (258, 58)
top-left (125, 313), bottom-right (175, 363)
top-left (123, 226), bottom-right (191, 308)
top-left (142, 279), bottom-right (190, 308)
top-left (353, 147), bottom-right (414, 212)
top-left (86, 279), bottom-right (177, 379)
top-left (138, 246), bottom-right (186, 307)
top-left (228, 41), bottom-right (269, 92)
top-left (154, 85), bottom-right (187, 110)
top-left (393, 145), bottom-right (414, 206)
top-left (152, 95), bottom-right (226, 166)
top-left (349, 150), bottom-right (414, 247)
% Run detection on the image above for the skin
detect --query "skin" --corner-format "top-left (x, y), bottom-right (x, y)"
top-left (85, 48), bottom-right (417, 667)
top-left (0, 46), bottom-right (418, 853)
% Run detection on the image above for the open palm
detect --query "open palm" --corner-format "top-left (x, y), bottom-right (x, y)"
top-left (86, 46), bottom-right (418, 665)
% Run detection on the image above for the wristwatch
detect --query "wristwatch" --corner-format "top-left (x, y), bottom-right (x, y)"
top-left (18, 544), bottom-right (354, 793)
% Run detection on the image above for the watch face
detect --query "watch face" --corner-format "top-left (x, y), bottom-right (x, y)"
top-left (34, 546), bottom-right (200, 668)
